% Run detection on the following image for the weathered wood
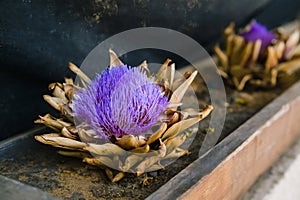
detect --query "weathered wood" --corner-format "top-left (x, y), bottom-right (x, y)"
top-left (181, 97), bottom-right (300, 199)
top-left (148, 80), bottom-right (300, 200)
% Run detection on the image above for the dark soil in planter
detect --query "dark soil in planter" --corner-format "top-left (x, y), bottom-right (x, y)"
top-left (0, 72), bottom-right (285, 199)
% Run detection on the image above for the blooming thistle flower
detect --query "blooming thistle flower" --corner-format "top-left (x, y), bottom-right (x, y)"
top-left (73, 65), bottom-right (168, 140)
top-left (239, 21), bottom-right (276, 52)
top-left (34, 49), bottom-right (213, 182)
top-left (214, 20), bottom-right (300, 90)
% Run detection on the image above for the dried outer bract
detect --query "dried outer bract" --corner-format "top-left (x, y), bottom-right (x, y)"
top-left (34, 49), bottom-right (213, 182)
top-left (130, 144), bottom-right (150, 153)
top-left (146, 123), bottom-right (167, 145)
top-left (215, 20), bottom-right (300, 90)
top-left (109, 48), bottom-right (123, 68)
top-left (61, 127), bottom-right (78, 140)
top-left (115, 135), bottom-right (147, 150)
top-left (84, 143), bottom-right (125, 156)
top-left (162, 105), bottom-right (213, 140)
top-left (34, 134), bottom-right (86, 150)
top-left (112, 172), bottom-right (125, 183)
top-left (57, 150), bottom-right (91, 159)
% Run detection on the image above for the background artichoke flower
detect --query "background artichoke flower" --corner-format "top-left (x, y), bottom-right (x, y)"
top-left (239, 21), bottom-right (276, 52)
top-left (34, 50), bottom-right (213, 182)
top-left (214, 20), bottom-right (300, 90)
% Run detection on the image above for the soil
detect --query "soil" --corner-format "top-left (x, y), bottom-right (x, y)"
top-left (0, 77), bottom-right (283, 199)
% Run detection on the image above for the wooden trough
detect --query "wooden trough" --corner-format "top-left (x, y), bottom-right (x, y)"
top-left (148, 80), bottom-right (300, 199)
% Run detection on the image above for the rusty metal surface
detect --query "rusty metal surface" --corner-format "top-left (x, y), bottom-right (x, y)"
top-left (0, 128), bottom-right (57, 200)
top-left (0, 124), bottom-right (202, 199)
top-left (0, 175), bottom-right (58, 200)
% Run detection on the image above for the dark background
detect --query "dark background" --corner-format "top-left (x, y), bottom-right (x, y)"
top-left (0, 0), bottom-right (299, 140)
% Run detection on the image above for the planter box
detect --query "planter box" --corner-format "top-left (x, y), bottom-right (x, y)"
top-left (148, 80), bottom-right (300, 200)
top-left (1, 80), bottom-right (300, 199)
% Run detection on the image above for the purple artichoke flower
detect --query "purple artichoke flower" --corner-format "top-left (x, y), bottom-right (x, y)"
top-left (239, 21), bottom-right (276, 51)
top-left (73, 65), bottom-right (168, 139)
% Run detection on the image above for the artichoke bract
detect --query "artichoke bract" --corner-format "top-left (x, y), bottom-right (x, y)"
top-left (214, 20), bottom-right (300, 90)
top-left (34, 49), bottom-right (213, 182)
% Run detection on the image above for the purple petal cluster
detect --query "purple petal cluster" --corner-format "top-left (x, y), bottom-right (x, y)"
top-left (73, 65), bottom-right (168, 139)
top-left (239, 21), bottom-right (276, 51)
